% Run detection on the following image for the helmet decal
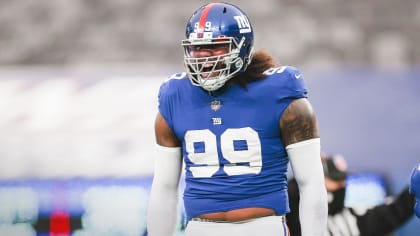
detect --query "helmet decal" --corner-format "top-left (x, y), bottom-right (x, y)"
top-left (234, 15), bottom-right (252, 33)
top-left (197, 2), bottom-right (216, 37)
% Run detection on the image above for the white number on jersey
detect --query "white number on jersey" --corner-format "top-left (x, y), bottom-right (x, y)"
top-left (167, 72), bottom-right (187, 82)
top-left (263, 66), bottom-right (287, 75)
top-left (184, 127), bottom-right (262, 178)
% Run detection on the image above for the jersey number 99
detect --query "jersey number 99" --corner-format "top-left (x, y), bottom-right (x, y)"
top-left (184, 127), bottom-right (262, 178)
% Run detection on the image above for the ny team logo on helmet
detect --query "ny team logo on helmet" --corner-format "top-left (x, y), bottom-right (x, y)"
top-left (182, 3), bottom-right (254, 91)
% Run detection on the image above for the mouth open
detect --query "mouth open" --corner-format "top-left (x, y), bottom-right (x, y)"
top-left (201, 63), bottom-right (217, 78)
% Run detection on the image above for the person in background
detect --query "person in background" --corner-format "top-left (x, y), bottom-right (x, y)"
top-left (287, 154), bottom-right (416, 236)
top-left (146, 2), bottom-right (327, 236)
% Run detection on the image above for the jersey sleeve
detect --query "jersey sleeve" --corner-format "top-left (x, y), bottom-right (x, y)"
top-left (157, 73), bottom-right (186, 131)
top-left (157, 80), bottom-right (173, 129)
top-left (279, 66), bottom-right (308, 99)
top-left (263, 66), bottom-right (309, 121)
top-left (263, 65), bottom-right (308, 100)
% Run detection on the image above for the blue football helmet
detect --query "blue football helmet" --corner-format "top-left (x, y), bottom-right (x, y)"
top-left (182, 2), bottom-right (254, 91)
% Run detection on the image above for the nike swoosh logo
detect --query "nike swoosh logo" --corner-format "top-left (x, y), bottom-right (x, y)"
top-left (294, 73), bottom-right (302, 79)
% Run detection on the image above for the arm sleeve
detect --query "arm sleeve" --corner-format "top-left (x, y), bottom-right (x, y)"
top-left (286, 138), bottom-right (328, 236)
top-left (147, 145), bottom-right (183, 236)
top-left (356, 186), bottom-right (415, 235)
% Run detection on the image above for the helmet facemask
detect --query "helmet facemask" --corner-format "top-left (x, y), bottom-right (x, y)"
top-left (182, 37), bottom-right (246, 92)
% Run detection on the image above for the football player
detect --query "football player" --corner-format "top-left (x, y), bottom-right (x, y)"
top-left (410, 163), bottom-right (420, 218)
top-left (147, 2), bottom-right (327, 236)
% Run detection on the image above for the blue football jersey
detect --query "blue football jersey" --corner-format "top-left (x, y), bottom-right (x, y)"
top-left (158, 66), bottom-right (308, 221)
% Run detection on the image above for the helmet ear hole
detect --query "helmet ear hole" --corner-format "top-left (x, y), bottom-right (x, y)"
top-left (223, 7), bottom-right (227, 13)
top-left (235, 60), bottom-right (243, 69)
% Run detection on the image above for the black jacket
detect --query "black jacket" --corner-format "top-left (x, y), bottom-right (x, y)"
top-left (286, 179), bottom-right (415, 236)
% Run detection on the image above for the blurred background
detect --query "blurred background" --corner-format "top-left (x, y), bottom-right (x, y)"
top-left (0, 0), bottom-right (419, 235)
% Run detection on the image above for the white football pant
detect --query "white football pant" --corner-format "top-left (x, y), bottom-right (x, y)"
top-left (184, 215), bottom-right (288, 236)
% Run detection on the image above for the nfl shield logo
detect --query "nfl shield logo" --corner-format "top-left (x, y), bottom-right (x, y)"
top-left (210, 100), bottom-right (221, 111)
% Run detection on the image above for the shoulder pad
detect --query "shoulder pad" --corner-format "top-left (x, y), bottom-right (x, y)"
top-left (263, 66), bottom-right (303, 80)
top-left (165, 72), bottom-right (188, 82)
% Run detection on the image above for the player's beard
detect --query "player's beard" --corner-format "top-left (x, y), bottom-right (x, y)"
top-left (327, 187), bottom-right (346, 215)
